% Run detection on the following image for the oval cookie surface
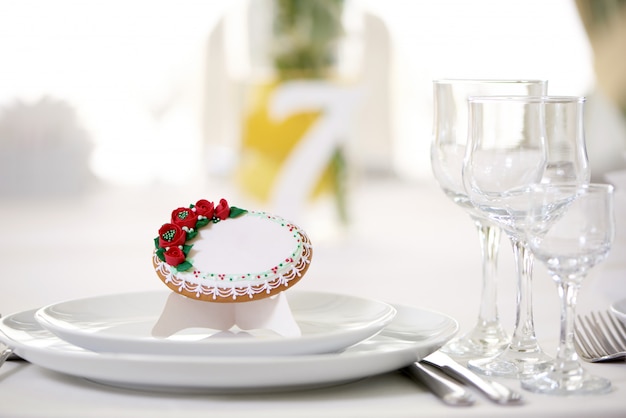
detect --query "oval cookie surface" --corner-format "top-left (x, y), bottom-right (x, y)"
top-left (153, 210), bottom-right (312, 302)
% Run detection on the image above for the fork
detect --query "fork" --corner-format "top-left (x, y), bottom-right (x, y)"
top-left (574, 310), bottom-right (626, 362)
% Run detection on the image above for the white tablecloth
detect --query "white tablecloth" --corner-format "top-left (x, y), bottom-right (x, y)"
top-left (1, 178), bottom-right (625, 418)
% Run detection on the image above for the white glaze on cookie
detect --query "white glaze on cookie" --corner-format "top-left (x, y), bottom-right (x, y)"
top-left (153, 211), bottom-right (312, 302)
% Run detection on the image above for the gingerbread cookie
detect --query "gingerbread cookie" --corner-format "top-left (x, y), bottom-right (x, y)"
top-left (153, 198), bottom-right (312, 302)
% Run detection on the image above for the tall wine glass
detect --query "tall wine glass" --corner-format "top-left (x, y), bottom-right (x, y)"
top-left (431, 79), bottom-right (547, 359)
top-left (462, 96), bottom-right (590, 378)
top-left (522, 183), bottom-right (614, 395)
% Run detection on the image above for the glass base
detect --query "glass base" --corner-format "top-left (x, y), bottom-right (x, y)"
top-left (440, 323), bottom-right (509, 359)
top-left (467, 345), bottom-right (552, 379)
top-left (521, 370), bottom-right (611, 395)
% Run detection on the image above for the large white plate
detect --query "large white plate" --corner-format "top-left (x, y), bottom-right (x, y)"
top-left (0, 303), bottom-right (457, 393)
top-left (34, 291), bottom-right (397, 356)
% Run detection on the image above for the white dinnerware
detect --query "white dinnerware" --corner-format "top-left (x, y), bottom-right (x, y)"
top-left (0, 303), bottom-right (457, 393)
top-left (34, 291), bottom-right (396, 357)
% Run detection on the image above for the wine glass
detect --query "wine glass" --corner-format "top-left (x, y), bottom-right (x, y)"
top-left (431, 79), bottom-right (547, 358)
top-left (462, 96), bottom-right (590, 378)
top-left (522, 183), bottom-right (614, 395)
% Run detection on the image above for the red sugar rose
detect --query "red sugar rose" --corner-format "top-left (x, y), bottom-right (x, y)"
top-left (194, 199), bottom-right (215, 218)
top-left (215, 198), bottom-right (230, 220)
top-left (158, 223), bottom-right (186, 248)
top-left (171, 207), bottom-right (198, 229)
top-left (164, 247), bottom-right (186, 266)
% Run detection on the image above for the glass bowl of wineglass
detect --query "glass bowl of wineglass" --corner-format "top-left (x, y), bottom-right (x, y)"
top-left (522, 183), bottom-right (615, 395)
top-left (431, 79), bottom-right (547, 359)
top-left (462, 95), bottom-right (589, 378)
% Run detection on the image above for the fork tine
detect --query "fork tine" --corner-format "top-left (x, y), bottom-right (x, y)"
top-left (592, 312), bottom-right (619, 354)
top-left (597, 312), bottom-right (620, 351)
top-left (613, 312), bottom-right (626, 333)
top-left (575, 318), bottom-right (592, 351)
top-left (575, 311), bottom-right (626, 362)
top-left (574, 321), bottom-right (596, 360)
top-left (581, 313), bottom-right (610, 357)
top-left (606, 311), bottom-right (626, 348)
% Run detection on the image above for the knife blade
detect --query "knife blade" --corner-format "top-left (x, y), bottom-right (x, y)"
top-left (421, 351), bottom-right (524, 405)
top-left (403, 361), bottom-right (475, 406)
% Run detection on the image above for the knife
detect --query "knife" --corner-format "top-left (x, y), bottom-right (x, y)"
top-left (403, 361), bottom-right (475, 406)
top-left (421, 351), bottom-right (524, 405)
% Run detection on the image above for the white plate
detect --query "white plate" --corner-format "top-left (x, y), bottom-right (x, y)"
top-left (34, 291), bottom-right (397, 356)
top-left (610, 298), bottom-right (626, 326)
top-left (0, 304), bottom-right (457, 393)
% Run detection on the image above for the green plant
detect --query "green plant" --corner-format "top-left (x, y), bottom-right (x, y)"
top-left (272, 0), bottom-right (345, 78)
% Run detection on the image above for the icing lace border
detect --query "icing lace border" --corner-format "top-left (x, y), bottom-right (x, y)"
top-left (153, 231), bottom-right (312, 301)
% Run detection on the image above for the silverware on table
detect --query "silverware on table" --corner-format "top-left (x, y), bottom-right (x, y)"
top-left (0, 314), bottom-right (23, 365)
top-left (421, 351), bottom-right (523, 405)
top-left (0, 344), bottom-right (15, 368)
top-left (404, 361), bottom-right (475, 406)
top-left (575, 310), bottom-right (626, 362)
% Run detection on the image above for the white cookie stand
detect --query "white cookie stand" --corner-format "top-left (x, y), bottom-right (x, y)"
top-left (151, 291), bottom-right (301, 338)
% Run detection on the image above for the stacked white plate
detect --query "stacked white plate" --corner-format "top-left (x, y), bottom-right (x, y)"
top-left (0, 290), bottom-right (458, 393)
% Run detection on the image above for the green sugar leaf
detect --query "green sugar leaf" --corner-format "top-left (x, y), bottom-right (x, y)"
top-left (229, 207), bottom-right (247, 218)
top-left (175, 261), bottom-right (193, 272)
top-left (156, 248), bottom-right (166, 262)
top-left (196, 218), bottom-right (210, 228)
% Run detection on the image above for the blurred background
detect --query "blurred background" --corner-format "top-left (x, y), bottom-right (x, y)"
top-left (0, 0), bottom-right (605, 191)
top-left (1, 0), bottom-right (625, 332)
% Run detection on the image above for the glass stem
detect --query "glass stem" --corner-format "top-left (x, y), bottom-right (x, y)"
top-left (475, 220), bottom-right (501, 327)
top-left (554, 278), bottom-right (583, 375)
top-left (509, 237), bottom-right (540, 352)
